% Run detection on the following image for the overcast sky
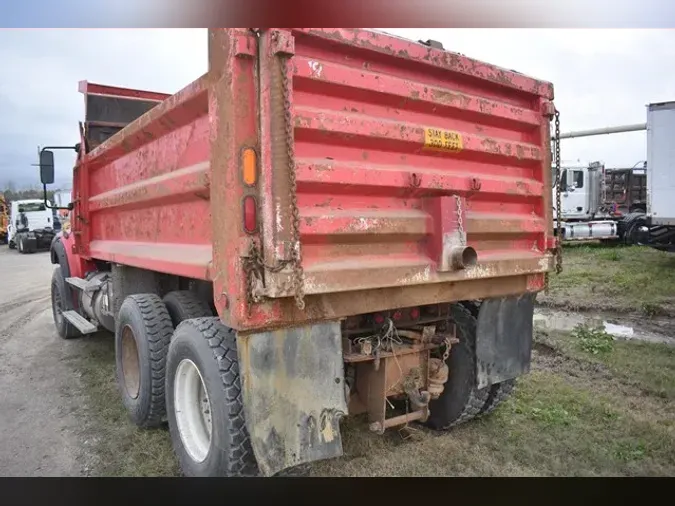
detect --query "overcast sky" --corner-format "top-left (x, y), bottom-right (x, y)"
top-left (1, 28), bottom-right (673, 190)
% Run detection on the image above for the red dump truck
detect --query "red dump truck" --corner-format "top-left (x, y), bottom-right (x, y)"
top-left (38, 28), bottom-right (558, 477)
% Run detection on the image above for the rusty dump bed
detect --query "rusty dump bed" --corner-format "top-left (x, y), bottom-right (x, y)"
top-left (72, 28), bottom-right (555, 331)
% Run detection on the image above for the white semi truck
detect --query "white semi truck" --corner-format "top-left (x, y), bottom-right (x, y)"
top-left (553, 161), bottom-right (647, 244)
top-left (555, 101), bottom-right (675, 252)
top-left (7, 199), bottom-right (56, 253)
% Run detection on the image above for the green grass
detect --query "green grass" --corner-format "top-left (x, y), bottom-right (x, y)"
top-left (572, 324), bottom-right (615, 355)
top-left (540, 244), bottom-right (675, 316)
top-left (75, 334), bottom-right (178, 477)
top-left (536, 329), bottom-right (675, 401)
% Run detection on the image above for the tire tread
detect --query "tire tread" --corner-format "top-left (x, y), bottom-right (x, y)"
top-left (175, 317), bottom-right (257, 476)
top-left (118, 294), bottom-right (174, 427)
top-left (163, 291), bottom-right (214, 327)
top-left (428, 303), bottom-right (490, 430)
top-left (478, 379), bottom-right (516, 417)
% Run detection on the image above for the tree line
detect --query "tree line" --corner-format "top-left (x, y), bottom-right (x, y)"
top-left (0, 187), bottom-right (64, 204)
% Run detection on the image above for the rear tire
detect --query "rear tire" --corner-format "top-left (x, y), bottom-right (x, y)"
top-left (8, 240), bottom-right (15, 249)
top-left (115, 294), bottom-right (174, 428)
top-left (621, 212), bottom-right (646, 245)
top-left (51, 267), bottom-right (81, 339)
top-left (166, 318), bottom-right (258, 477)
top-left (427, 303), bottom-right (490, 430)
top-left (478, 379), bottom-right (516, 417)
top-left (163, 291), bottom-right (214, 328)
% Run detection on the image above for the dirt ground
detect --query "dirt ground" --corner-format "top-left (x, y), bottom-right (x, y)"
top-left (0, 247), bottom-right (96, 476)
top-left (0, 243), bottom-right (673, 477)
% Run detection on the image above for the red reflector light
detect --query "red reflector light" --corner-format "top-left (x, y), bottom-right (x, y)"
top-left (392, 310), bottom-right (402, 321)
top-left (410, 308), bottom-right (420, 319)
top-left (243, 196), bottom-right (257, 233)
top-left (374, 314), bottom-right (385, 324)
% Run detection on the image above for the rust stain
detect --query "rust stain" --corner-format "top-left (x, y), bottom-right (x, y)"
top-left (431, 89), bottom-right (470, 109)
top-left (316, 198), bottom-right (334, 208)
top-left (477, 98), bottom-right (492, 114)
top-left (481, 138), bottom-right (501, 154)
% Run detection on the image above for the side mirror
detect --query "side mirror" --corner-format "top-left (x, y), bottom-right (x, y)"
top-left (39, 149), bottom-right (55, 184)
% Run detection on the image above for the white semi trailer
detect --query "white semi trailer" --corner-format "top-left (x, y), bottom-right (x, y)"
top-left (555, 101), bottom-right (675, 252)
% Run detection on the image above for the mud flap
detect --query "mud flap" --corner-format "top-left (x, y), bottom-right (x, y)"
top-left (475, 294), bottom-right (535, 389)
top-left (237, 321), bottom-right (348, 477)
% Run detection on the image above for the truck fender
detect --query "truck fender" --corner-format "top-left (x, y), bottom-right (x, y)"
top-left (236, 321), bottom-right (348, 476)
top-left (50, 233), bottom-right (83, 309)
top-left (50, 233), bottom-right (71, 272)
top-left (50, 232), bottom-right (86, 279)
top-left (475, 294), bottom-right (536, 389)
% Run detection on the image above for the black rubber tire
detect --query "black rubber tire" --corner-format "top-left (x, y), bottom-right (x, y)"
top-left (51, 267), bottom-right (81, 339)
top-left (166, 317), bottom-right (258, 477)
top-left (621, 212), bottom-right (646, 245)
top-left (163, 291), bottom-right (214, 328)
top-left (427, 303), bottom-right (490, 430)
top-left (478, 379), bottom-right (516, 417)
top-left (115, 294), bottom-right (174, 428)
top-left (8, 240), bottom-right (15, 249)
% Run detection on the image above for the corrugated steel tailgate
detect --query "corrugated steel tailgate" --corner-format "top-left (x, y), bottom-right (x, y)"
top-left (258, 28), bottom-right (555, 301)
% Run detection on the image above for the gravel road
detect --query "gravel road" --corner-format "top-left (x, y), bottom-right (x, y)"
top-left (0, 245), bottom-right (94, 476)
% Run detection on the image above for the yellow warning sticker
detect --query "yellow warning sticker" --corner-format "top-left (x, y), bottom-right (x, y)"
top-left (423, 127), bottom-right (463, 152)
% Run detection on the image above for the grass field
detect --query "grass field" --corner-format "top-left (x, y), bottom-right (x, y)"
top-left (538, 244), bottom-right (675, 316)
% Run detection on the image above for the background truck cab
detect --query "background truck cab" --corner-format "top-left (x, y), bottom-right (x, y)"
top-left (8, 199), bottom-right (55, 253)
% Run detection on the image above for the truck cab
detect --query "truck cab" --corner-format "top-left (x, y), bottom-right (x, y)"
top-left (559, 165), bottom-right (592, 220)
top-left (553, 162), bottom-right (605, 221)
top-left (8, 199), bottom-right (55, 252)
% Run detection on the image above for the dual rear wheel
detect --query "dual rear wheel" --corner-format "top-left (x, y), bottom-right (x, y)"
top-left (427, 303), bottom-right (516, 430)
top-left (111, 293), bottom-right (514, 476)
top-left (113, 290), bottom-right (257, 476)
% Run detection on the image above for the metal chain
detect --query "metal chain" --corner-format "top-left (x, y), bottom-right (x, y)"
top-left (546, 109), bottom-right (563, 293)
top-left (442, 336), bottom-right (452, 362)
top-left (242, 51), bottom-right (306, 313)
top-left (455, 195), bottom-right (466, 245)
top-left (281, 55), bottom-right (306, 311)
top-left (554, 109), bottom-right (563, 276)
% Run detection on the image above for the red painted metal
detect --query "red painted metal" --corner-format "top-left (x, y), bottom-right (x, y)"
top-left (78, 81), bottom-right (171, 102)
top-left (69, 28), bottom-right (555, 332)
top-left (60, 231), bottom-right (94, 282)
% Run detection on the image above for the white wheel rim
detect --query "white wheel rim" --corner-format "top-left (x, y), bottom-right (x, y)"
top-left (174, 359), bottom-right (213, 463)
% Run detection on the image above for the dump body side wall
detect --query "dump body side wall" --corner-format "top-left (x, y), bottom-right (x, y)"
top-left (72, 77), bottom-right (213, 280)
top-left (74, 29), bottom-right (555, 332)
